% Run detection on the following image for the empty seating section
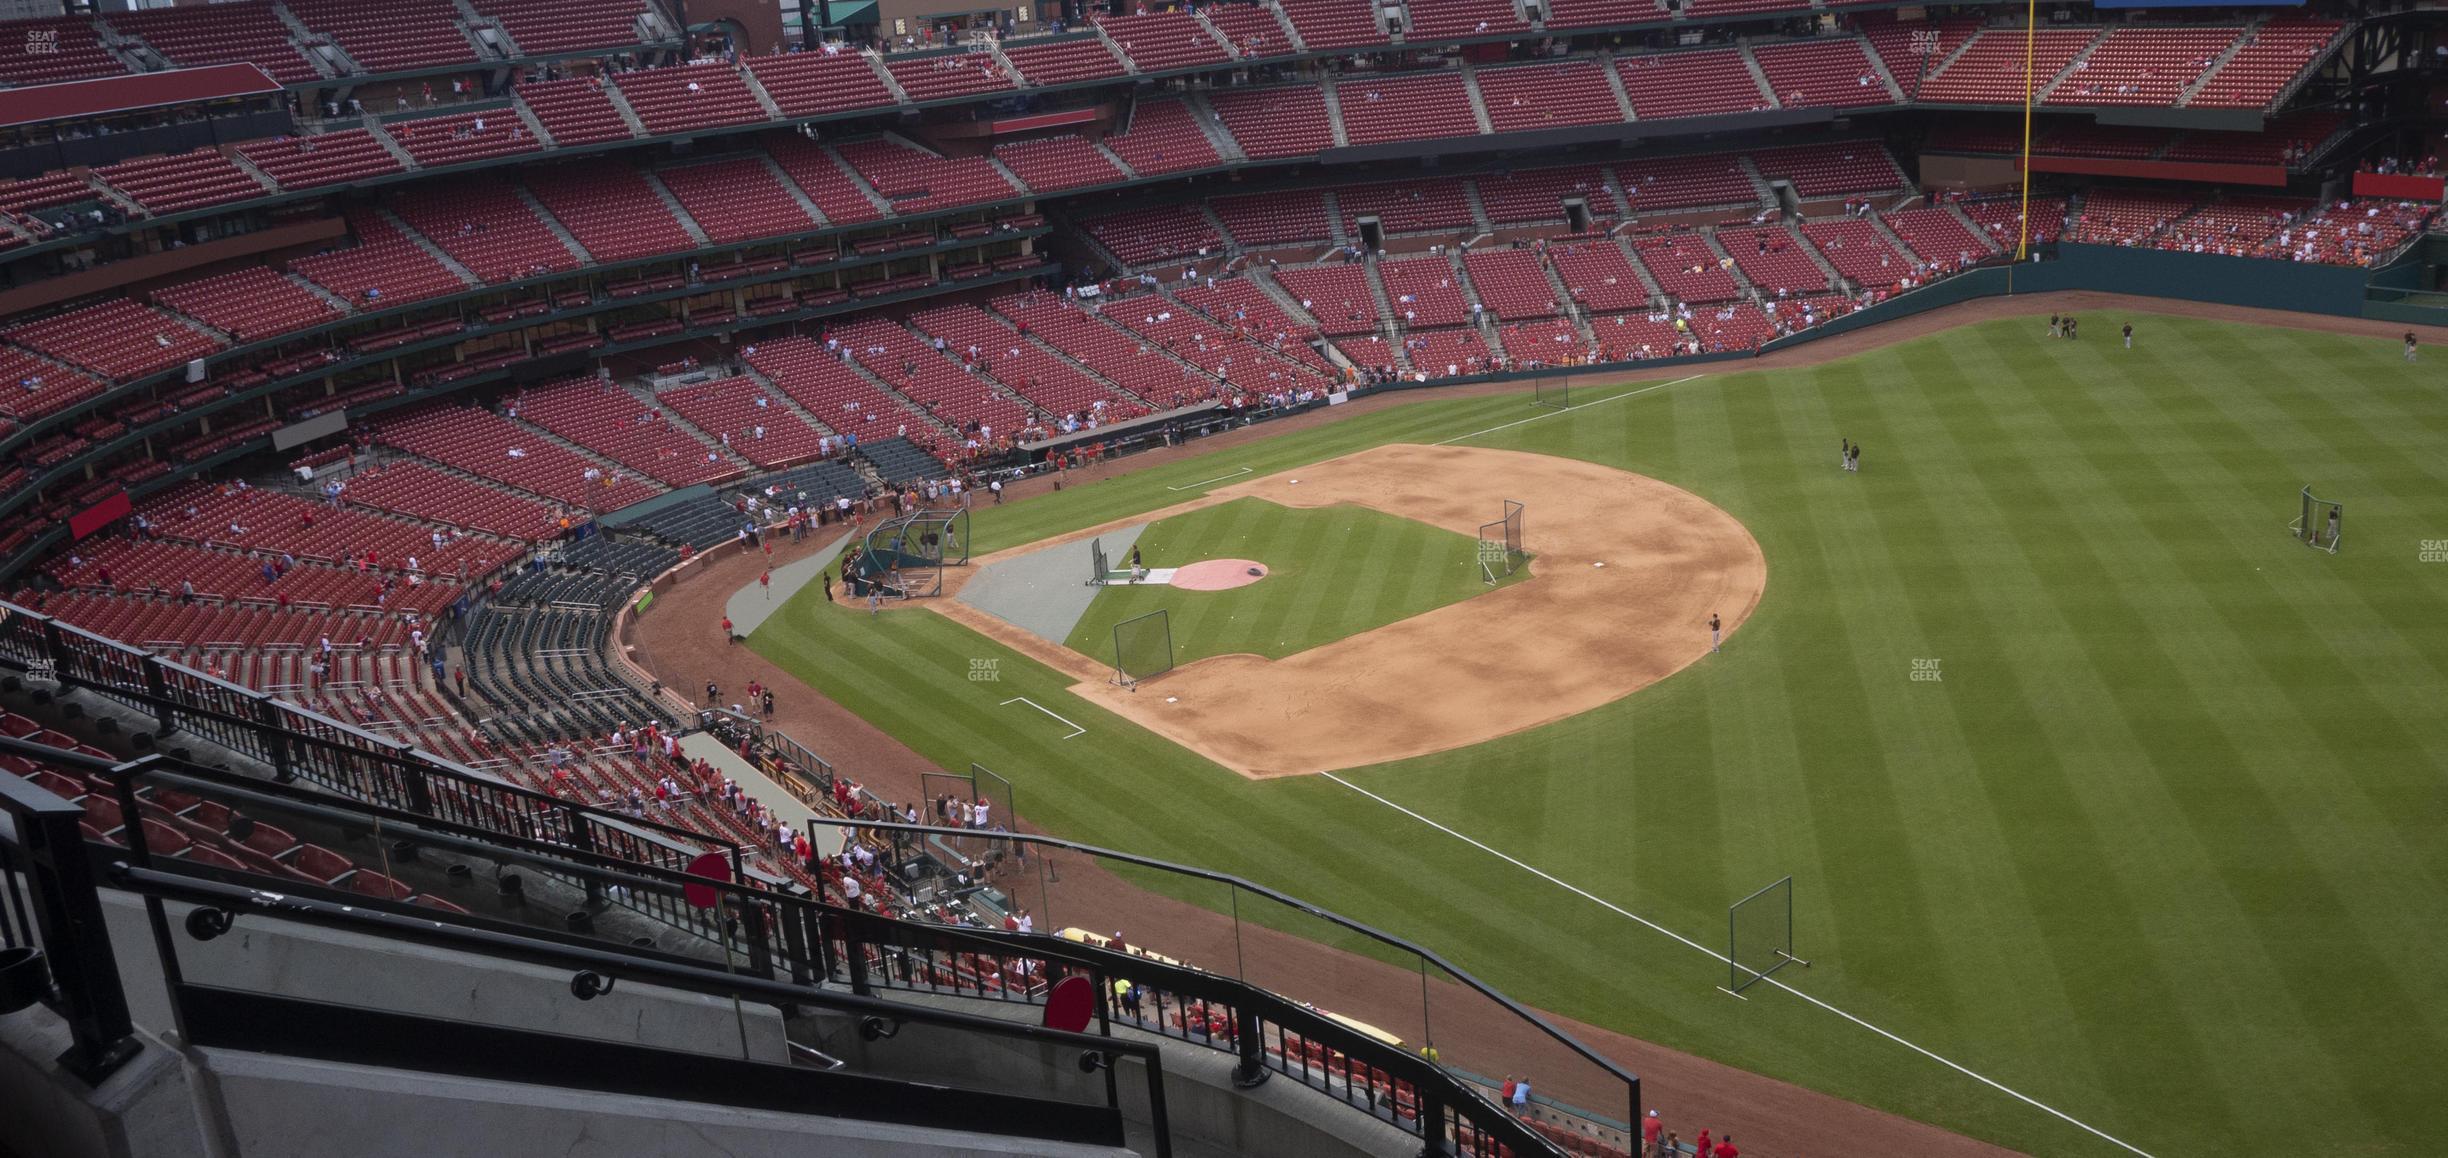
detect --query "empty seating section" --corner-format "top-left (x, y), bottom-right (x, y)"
top-left (1881, 207), bottom-right (1991, 265)
top-left (1402, 327), bottom-right (1494, 377)
top-left (0, 347), bottom-right (109, 425)
top-left (1203, 4), bottom-right (1289, 58)
top-left (109, 2), bottom-right (317, 83)
top-left (286, 0), bottom-right (473, 73)
top-left (1614, 152), bottom-right (1759, 212)
top-left (654, 158), bottom-right (816, 242)
top-left (1338, 180), bottom-right (1474, 236)
top-left (834, 317), bottom-right (1031, 436)
top-left (340, 461), bottom-right (561, 540)
top-left (1917, 28), bottom-right (2098, 105)
top-left (525, 166), bottom-right (695, 262)
top-left (1462, 249), bottom-right (1561, 319)
top-left (1337, 74), bottom-right (1477, 146)
top-left (993, 293), bottom-right (1208, 408)
top-left (1752, 142), bottom-right (1905, 198)
top-left (1550, 241), bottom-right (1652, 312)
top-left (1752, 39), bottom-right (1892, 109)
top-left (1717, 226), bottom-right (1828, 295)
top-left (1173, 280), bottom-right (1337, 376)
top-left (1800, 218), bottom-right (1906, 287)
top-left (615, 62), bottom-right (770, 135)
top-left (2163, 195), bottom-right (2307, 255)
top-left (1477, 166), bottom-right (1614, 226)
top-left (53, 537), bottom-right (463, 619)
top-left (993, 135), bottom-right (1125, 193)
top-left (1001, 36), bottom-right (1125, 85)
top-left (376, 404), bottom-right (662, 509)
top-left (389, 179), bottom-right (575, 283)
top-left (1105, 98), bottom-right (1221, 176)
top-left (1214, 190), bottom-right (1332, 248)
top-left (2162, 113), bottom-right (2340, 163)
top-left (0, 18), bottom-right (125, 86)
top-left (1101, 10), bottom-right (1233, 72)
top-left (1680, 0), bottom-right (1811, 19)
top-left (139, 483), bottom-right (509, 580)
top-left (1083, 205), bottom-right (1221, 268)
top-left (1403, 0), bottom-right (1527, 41)
top-left (1475, 61), bottom-right (1623, 132)
top-left (2190, 20), bottom-right (2340, 109)
top-left (2069, 188), bottom-right (2199, 245)
top-left (2033, 123), bottom-right (2172, 159)
top-left (1273, 264), bottom-right (1379, 335)
top-left (1591, 311), bottom-right (1699, 361)
top-left (94, 149), bottom-right (263, 215)
top-left (2050, 27), bottom-right (2238, 107)
top-left (1497, 318), bottom-right (1584, 363)
top-left (885, 51), bottom-right (1014, 102)
top-left (855, 436), bottom-right (948, 485)
top-left (743, 52), bottom-right (896, 117)
top-left (767, 136), bottom-right (883, 225)
top-left (515, 78), bottom-right (635, 146)
top-left (1631, 233), bottom-right (1741, 302)
top-left (743, 337), bottom-right (933, 442)
top-left (1960, 196), bottom-right (2066, 248)
top-left (148, 268), bottom-right (341, 344)
top-left (238, 130), bottom-right (403, 191)
top-left (1208, 87), bottom-right (1334, 160)
top-left (387, 111), bottom-right (541, 168)
top-left (2257, 198), bottom-right (2427, 265)
top-left (288, 212), bottom-right (468, 308)
top-left (1277, 0), bottom-right (1387, 49)
top-left (1108, 299), bottom-right (1324, 394)
top-left (1616, 51), bottom-right (1769, 121)
top-left (909, 303), bottom-right (1138, 422)
top-left (654, 377), bottom-right (830, 467)
top-left (1541, 0), bottom-right (1652, 31)
top-left (832, 138), bottom-right (1018, 215)
top-left (1864, 18), bottom-right (1978, 94)
top-left (5, 299), bottom-right (219, 381)
top-left (472, 0), bottom-right (648, 55)
top-left (511, 376), bottom-right (735, 487)
top-left (33, 590), bottom-right (413, 653)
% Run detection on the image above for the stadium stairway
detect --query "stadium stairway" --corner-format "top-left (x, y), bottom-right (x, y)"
top-left (1457, 63), bottom-right (1498, 136)
top-left (378, 207), bottom-right (484, 288)
top-left (1699, 232), bottom-right (1759, 297)
top-left (513, 184), bottom-right (594, 264)
top-left (508, 93), bottom-right (557, 148)
top-left (603, 84), bottom-right (652, 138)
top-left (824, 149), bottom-right (898, 218)
top-left (1319, 83), bottom-right (1351, 148)
top-left (1787, 218), bottom-right (1845, 288)
top-left (1180, 93), bottom-right (1247, 162)
top-left (638, 170), bottom-right (714, 247)
top-left (2033, 28), bottom-right (2115, 102)
top-left (740, 68), bottom-right (790, 121)
top-left (1868, 214), bottom-right (1924, 266)
top-left (756, 154), bottom-right (834, 227)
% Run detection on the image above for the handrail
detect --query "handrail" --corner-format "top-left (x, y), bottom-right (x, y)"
top-left (0, 739), bottom-right (140, 1084)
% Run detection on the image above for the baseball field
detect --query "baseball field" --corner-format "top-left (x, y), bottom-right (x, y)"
top-left (745, 313), bottom-right (2448, 1157)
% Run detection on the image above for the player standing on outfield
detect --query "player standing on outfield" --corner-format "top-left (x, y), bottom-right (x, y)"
top-left (1840, 437), bottom-right (1850, 470)
top-left (2326, 504), bottom-right (2341, 548)
top-left (2123, 322), bottom-right (2133, 349)
top-left (2048, 313), bottom-right (2061, 338)
top-left (2407, 332), bottom-right (2419, 362)
top-left (1710, 612), bottom-right (1722, 653)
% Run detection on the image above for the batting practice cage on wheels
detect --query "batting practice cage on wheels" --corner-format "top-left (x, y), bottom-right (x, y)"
top-left (1725, 875), bottom-right (1810, 995)
top-left (2289, 485), bottom-right (2343, 554)
top-left (1477, 500), bottom-right (1526, 584)
top-left (1531, 375), bottom-right (1570, 411)
top-left (1112, 609), bottom-right (1174, 689)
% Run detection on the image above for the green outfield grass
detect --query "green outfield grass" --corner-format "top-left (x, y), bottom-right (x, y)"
top-left (750, 314), bottom-right (2448, 1157)
top-left (1062, 497), bottom-right (1517, 665)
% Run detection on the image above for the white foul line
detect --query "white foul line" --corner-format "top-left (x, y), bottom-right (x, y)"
top-left (1321, 772), bottom-right (2157, 1158)
top-left (1167, 466), bottom-right (1255, 491)
top-left (1436, 374), bottom-right (1706, 446)
top-left (999, 696), bottom-right (1085, 739)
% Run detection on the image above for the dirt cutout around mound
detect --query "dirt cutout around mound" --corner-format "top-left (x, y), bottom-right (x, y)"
top-left (933, 442), bottom-right (1768, 778)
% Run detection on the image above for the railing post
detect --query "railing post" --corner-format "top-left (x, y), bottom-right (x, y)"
top-left (1231, 1006), bottom-right (1268, 1088)
top-left (1414, 1090), bottom-right (1448, 1158)
top-left (140, 651), bottom-right (175, 735)
top-left (20, 806), bottom-right (140, 1083)
top-left (256, 698), bottom-right (295, 781)
top-left (562, 805), bottom-right (603, 907)
top-left (840, 911), bottom-right (872, 997)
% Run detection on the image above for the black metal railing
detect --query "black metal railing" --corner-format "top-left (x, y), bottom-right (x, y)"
top-left (0, 738), bottom-right (140, 1085)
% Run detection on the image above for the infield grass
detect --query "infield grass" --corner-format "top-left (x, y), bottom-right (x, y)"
top-left (750, 314), bottom-right (2448, 1158)
top-left (1062, 497), bottom-right (1519, 665)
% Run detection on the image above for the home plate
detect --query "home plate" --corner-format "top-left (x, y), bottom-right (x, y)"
top-left (1166, 697), bottom-right (1179, 703)
top-left (1594, 562), bottom-right (1607, 568)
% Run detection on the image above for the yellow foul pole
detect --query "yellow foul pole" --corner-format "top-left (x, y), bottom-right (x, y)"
top-left (2014, 0), bottom-right (2039, 263)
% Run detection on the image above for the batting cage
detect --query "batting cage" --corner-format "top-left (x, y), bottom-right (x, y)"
top-left (849, 507), bottom-right (971, 598)
top-left (2289, 485), bottom-right (2343, 554)
top-left (1475, 500), bottom-right (1526, 584)
top-left (1111, 609), bottom-right (1175, 689)
top-left (1531, 374), bottom-right (1571, 411)
top-left (1087, 537), bottom-right (1111, 586)
top-left (1725, 875), bottom-right (1810, 995)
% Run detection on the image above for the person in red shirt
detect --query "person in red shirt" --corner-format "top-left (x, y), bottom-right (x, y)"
top-left (720, 614), bottom-right (734, 642)
top-left (1712, 1135), bottom-right (1738, 1158)
top-left (1694, 1128), bottom-right (1710, 1158)
top-left (1641, 1110), bottom-right (1663, 1156)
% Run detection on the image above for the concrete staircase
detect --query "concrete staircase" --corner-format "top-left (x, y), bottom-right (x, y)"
top-left (2035, 28), bottom-right (2113, 102)
top-left (638, 171), bottom-right (713, 247)
top-left (602, 84), bottom-right (651, 137)
top-left (1248, 267), bottom-right (1324, 329)
top-left (1946, 202), bottom-right (2005, 254)
top-left (366, 123), bottom-right (420, 172)
top-left (1598, 53), bottom-right (1638, 122)
top-left (1613, 237), bottom-right (1667, 302)
top-left (1699, 233), bottom-right (1758, 296)
top-left (1461, 179), bottom-right (1496, 234)
top-left (1867, 213), bottom-right (1924, 265)
top-left (1784, 219), bottom-right (1844, 291)
top-left (1360, 256), bottom-right (1399, 332)
top-left (227, 150), bottom-right (283, 195)
top-left (1457, 63), bottom-right (1497, 135)
top-left (826, 145), bottom-right (897, 217)
top-left (740, 69), bottom-right (789, 121)
top-left (508, 91), bottom-right (558, 149)
top-left (738, 365), bottom-right (844, 438)
top-left (1189, 10), bottom-right (1241, 58)
top-left (1738, 47), bottom-right (1779, 109)
top-left (836, 357), bottom-right (961, 442)
top-left (1735, 155), bottom-right (1779, 208)
top-left (1182, 92), bottom-right (1247, 162)
top-left (864, 54), bottom-right (912, 104)
top-left (1320, 83), bottom-right (1351, 148)
top-left (515, 185), bottom-right (594, 264)
top-left (379, 208), bottom-right (483, 287)
top-left (983, 155), bottom-right (1032, 198)
top-left (759, 155), bottom-right (833, 227)
top-left (1321, 191), bottom-right (1351, 248)
top-left (1858, 34), bottom-right (1909, 102)
top-left (287, 272), bottom-right (359, 315)
top-left (1092, 140), bottom-right (1137, 180)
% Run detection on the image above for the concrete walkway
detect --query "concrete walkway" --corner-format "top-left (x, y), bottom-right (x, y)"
top-left (955, 523), bottom-right (1146, 646)
top-left (726, 534), bottom-right (853, 637)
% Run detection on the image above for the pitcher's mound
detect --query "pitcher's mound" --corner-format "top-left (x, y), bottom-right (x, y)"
top-left (1172, 559), bottom-right (1268, 591)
